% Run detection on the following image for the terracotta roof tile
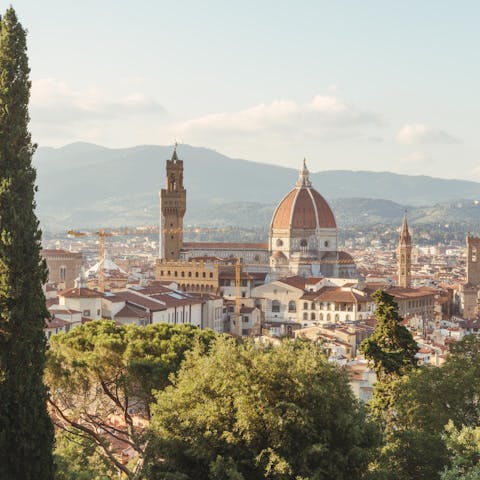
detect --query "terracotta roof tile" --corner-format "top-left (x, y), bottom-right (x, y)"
top-left (60, 287), bottom-right (103, 298)
top-left (271, 186), bottom-right (336, 230)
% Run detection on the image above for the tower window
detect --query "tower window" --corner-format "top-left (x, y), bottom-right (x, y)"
top-left (473, 247), bottom-right (477, 262)
top-left (276, 239), bottom-right (283, 247)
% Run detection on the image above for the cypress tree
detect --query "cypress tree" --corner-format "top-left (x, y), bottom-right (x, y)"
top-left (0, 7), bottom-right (54, 479)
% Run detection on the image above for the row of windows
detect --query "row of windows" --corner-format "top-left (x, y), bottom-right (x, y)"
top-left (275, 239), bottom-right (330, 248)
top-left (302, 302), bottom-right (368, 312)
top-left (178, 284), bottom-right (216, 293)
top-left (160, 270), bottom-right (213, 279)
top-left (406, 298), bottom-right (433, 308)
top-left (167, 310), bottom-right (190, 324)
top-left (302, 312), bottom-right (355, 322)
top-left (219, 279), bottom-right (249, 287)
top-left (273, 300), bottom-right (371, 315)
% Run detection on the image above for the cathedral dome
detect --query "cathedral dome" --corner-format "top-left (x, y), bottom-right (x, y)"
top-left (271, 160), bottom-right (336, 230)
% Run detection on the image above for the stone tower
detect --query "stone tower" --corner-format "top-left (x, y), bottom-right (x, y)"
top-left (159, 146), bottom-right (186, 260)
top-left (466, 236), bottom-right (480, 285)
top-left (397, 213), bottom-right (412, 288)
top-left (461, 236), bottom-right (480, 318)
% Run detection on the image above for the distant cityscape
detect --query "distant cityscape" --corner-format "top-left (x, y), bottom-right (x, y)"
top-left (40, 146), bottom-right (480, 412)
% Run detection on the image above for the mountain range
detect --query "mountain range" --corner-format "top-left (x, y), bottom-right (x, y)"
top-left (33, 142), bottom-right (480, 231)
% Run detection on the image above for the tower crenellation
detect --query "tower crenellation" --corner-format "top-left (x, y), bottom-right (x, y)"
top-left (159, 146), bottom-right (186, 261)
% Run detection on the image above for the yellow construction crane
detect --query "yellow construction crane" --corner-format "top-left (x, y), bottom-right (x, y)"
top-left (235, 257), bottom-right (242, 337)
top-left (67, 229), bottom-right (113, 292)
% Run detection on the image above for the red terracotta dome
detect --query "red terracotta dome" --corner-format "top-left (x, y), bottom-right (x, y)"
top-left (271, 161), bottom-right (336, 230)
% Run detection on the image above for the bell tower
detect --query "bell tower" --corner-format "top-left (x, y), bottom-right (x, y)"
top-left (159, 145), bottom-right (186, 260)
top-left (397, 213), bottom-right (412, 288)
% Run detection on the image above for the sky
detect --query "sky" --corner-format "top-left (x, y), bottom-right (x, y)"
top-left (8, 0), bottom-right (480, 179)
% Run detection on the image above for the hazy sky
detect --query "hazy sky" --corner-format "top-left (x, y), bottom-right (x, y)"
top-left (10, 0), bottom-right (480, 179)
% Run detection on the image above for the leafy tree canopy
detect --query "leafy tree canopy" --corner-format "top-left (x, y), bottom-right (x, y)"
top-left (46, 321), bottom-right (217, 479)
top-left (441, 422), bottom-right (480, 480)
top-left (146, 337), bottom-right (378, 480)
top-left (369, 334), bottom-right (480, 480)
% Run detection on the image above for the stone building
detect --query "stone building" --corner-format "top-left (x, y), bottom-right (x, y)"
top-left (156, 150), bottom-right (357, 305)
top-left (397, 214), bottom-right (412, 288)
top-left (159, 146), bottom-right (186, 261)
top-left (42, 249), bottom-right (83, 289)
top-left (268, 160), bottom-right (356, 280)
top-left (460, 236), bottom-right (480, 318)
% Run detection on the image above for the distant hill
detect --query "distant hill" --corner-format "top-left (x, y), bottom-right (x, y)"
top-left (33, 143), bottom-right (480, 230)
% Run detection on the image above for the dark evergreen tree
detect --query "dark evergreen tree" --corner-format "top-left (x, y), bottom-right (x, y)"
top-left (0, 7), bottom-right (54, 479)
top-left (360, 289), bottom-right (418, 425)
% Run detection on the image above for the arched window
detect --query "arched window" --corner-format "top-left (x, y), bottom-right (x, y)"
top-left (272, 300), bottom-right (280, 313)
top-left (345, 314), bottom-right (350, 321)
top-left (188, 271), bottom-right (192, 277)
top-left (326, 313), bottom-right (331, 321)
top-left (181, 271), bottom-right (185, 277)
top-left (319, 313), bottom-right (324, 321)
top-left (303, 302), bottom-right (308, 310)
top-left (303, 312), bottom-right (308, 321)
top-left (288, 301), bottom-right (296, 312)
top-left (311, 301), bottom-right (316, 310)
top-left (334, 314), bottom-right (339, 322)
top-left (311, 313), bottom-right (316, 321)
top-left (358, 314), bottom-right (363, 320)
top-left (276, 239), bottom-right (283, 247)
top-left (300, 239), bottom-right (308, 247)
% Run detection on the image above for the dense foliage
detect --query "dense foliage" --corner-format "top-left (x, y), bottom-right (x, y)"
top-left (47, 321), bottom-right (217, 479)
top-left (146, 337), bottom-right (378, 480)
top-left (359, 289), bottom-right (418, 425)
top-left (47, 301), bottom-right (480, 480)
top-left (369, 334), bottom-right (480, 480)
top-left (0, 7), bottom-right (54, 478)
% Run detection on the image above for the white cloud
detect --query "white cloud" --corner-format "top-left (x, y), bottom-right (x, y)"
top-left (30, 78), bottom-right (165, 125)
top-left (30, 78), bottom-right (165, 141)
top-left (471, 164), bottom-right (480, 179)
top-left (169, 95), bottom-right (382, 142)
top-left (396, 123), bottom-right (459, 145)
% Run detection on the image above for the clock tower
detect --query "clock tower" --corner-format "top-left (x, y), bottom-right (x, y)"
top-left (159, 146), bottom-right (186, 260)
